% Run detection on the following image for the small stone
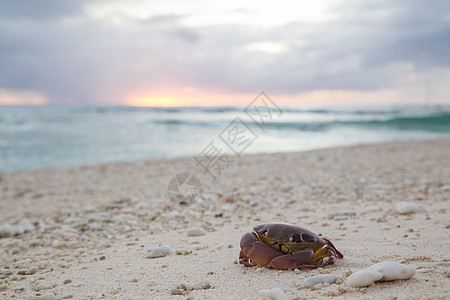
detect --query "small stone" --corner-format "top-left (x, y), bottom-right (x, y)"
top-left (0, 285), bottom-right (7, 291)
top-left (347, 270), bottom-right (383, 287)
top-left (396, 202), bottom-right (424, 214)
top-left (365, 205), bottom-right (382, 212)
top-left (192, 280), bottom-right (211, 290)
top-left (170, 288), bottom-right (185, 295)
top-left (99, 256), bottom-right (105, 260)
top-left (328, 212), bottom-right (356, 220)
top-left (63, 279), bottom-right (72, 285)
top-left (176, 283), bottom-right (193, 291)
top-left (302, 274), bottom-right (344, 288)
top-left (145, 245), bottom-right (171, 258)
top-left (176, 280), bottom-right (211, 292)
top-left (18, 268), bottom-right (37, 275)
top-left (26, 292), bottom-right (57, 300)
top-left (175, 249), bottom-right (192, 255)
top-left (259, 287), bottom-right (288, 300)
top-left (1, 269), bottom-right (13, 275)
top-left (33, 283), bottom-right (54, 291)
top-left (187, 228), bottom-right (206, 237)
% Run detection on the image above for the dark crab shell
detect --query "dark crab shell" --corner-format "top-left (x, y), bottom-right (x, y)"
top-left (253, 223), bottom-right (326, 253)
top-left (239, 223), bottom-right (343, 270)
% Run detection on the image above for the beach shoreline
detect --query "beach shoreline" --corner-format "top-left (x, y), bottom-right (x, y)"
top-left (1, 137), bottom-right (449, 299)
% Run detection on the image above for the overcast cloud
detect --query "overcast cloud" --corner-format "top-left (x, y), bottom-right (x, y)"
top-left (0, 0), bottom-right (449, 105)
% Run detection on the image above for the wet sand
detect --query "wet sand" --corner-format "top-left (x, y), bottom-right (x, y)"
top-left (0, 137), bottom-right (449, 299)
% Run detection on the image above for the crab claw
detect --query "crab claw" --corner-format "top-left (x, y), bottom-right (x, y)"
top-left (242, 241), bottom-right (283, 267)
top-left (267, 248), bottom-right (315, 270)
top-left (266, 254), bottom-right (296, 269)
top-left (324, 238), bottom-right (344, 258)
top-left (239, 232), bottom-right (284, 267)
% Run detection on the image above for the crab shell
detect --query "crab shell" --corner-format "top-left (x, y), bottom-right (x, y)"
top-left (239, 223), bottom-right (343, 270)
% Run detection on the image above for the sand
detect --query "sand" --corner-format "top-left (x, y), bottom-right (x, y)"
top-left (0, 138), bottom-right (449, 299)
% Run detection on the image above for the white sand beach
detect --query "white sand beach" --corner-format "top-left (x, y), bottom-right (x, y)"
top-left (0, 138), bottom-right (449, 299)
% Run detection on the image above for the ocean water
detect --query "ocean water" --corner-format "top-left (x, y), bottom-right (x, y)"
top-left (0, 105), bottom-right (449, 172)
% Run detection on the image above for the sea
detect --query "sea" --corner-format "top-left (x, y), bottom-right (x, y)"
top-left (1, 105), bottom-right (449, 172)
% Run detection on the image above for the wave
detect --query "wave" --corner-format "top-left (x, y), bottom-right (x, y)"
top-left (150, 112), bottom-right (450, 133)
top-left (267, 112), bottom-right (450, 132)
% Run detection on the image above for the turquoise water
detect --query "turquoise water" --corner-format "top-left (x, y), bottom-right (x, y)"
top-left (0, 105), bottom-right (449, 172)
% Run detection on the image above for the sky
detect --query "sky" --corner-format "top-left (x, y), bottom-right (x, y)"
top-left (0, 0), bottom-right (449, 106)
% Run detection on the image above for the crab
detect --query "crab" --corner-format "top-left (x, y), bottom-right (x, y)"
top-left (239, 223), bottom-right (343, 270)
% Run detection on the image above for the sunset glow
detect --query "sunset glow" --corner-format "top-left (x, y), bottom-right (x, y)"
top-left (0, 89), bottom-right (49, 106)
top-left (128, 96), bottom-right (188, 107)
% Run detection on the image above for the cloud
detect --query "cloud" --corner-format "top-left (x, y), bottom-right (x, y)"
top-left (0, 0), bottom-right (88, 20)
top-left (0, 0), bottom-right (448, 105)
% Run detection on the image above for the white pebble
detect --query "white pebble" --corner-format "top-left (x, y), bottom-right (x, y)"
top-left (145, 245), bottom-right (171, 258)
top-left (346, 261), bottom-right (415, 287)
top-left (347, 270), bottom-right (383, 287)
top-left (1, 269), bottom-right (13, 275)
top-left (186, 227), bottom-right (206, 237)
top-left (365, 205), bottom-right (382, 212)
top-left (0, 219), bottom-right (34, 237)
top-left (259, 288), bottom-right (288, 300)
top-left (192, 280), bottom-right (211, 290)
top-left (396, 202), bottom-right (424, 214)
top-left (368, 261), bottom-right (416, 281)
top-left (302, 274), bottom-right (343, 288)
top-left (26, 292), bottom-right (56, 300)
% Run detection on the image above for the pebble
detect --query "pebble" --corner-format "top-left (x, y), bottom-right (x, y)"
top-left (187, 227), bottom-right (206, 237)
top-left (347, 261), bottom-right (416, 287)
top-left (192, 280), bottom-right (211, 290)
top-left (33, 283), bottom-right (54, 291)
top-left (18, 268), bottom-right (37, 275)
top-left (259, 287), bottom-right (288, 300)
top-left (302, 274), bottom-right (343, 288)
top-left (145, 245), bottom-right (171, 258)
top-left (26, 292), bottom-right (57, 300)
top-left (396, 202), bottom-right (424, 214)
top-left (175, 280), bottom-right (211, 292)
top-left (347, 269), bottom-right (383, 287)
top-left (0, 219), bottom-right (34, 237)
top-left (328, 212), bottom-right (356, 220)
top-left (1, 269), bottom-right (13, 275)
top-left (170, 288), bottom-right (185, 295)
top-left (365, 205), bottom-right (382, 212)
top-left (175, 249), bottom-right (192, 255)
